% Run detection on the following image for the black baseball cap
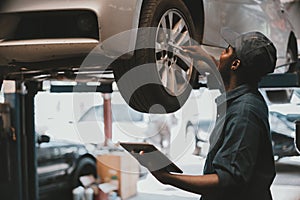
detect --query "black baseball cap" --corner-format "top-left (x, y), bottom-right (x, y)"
top-left (221, 27), bottom-right (277, 77)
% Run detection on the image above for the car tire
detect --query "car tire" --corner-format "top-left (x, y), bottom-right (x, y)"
top-left (72, 157), bottom-right (97, 188)
top-left (113, 0), bottom-right (199, 113)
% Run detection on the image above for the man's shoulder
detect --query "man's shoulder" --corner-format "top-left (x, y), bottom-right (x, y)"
top-left (230, 91), bottom-right (268, 114)
top-left (237, 91), bottom-right (265, 105)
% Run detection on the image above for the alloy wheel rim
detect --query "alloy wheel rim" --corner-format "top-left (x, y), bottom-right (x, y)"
top-left (155, 9), bottom-right (193, 96)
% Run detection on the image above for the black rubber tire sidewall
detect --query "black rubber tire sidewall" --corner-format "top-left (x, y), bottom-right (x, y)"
top-left (72, 157), bottom-right (97, 188)
top-left (114, 0), bottom-right (198, 113)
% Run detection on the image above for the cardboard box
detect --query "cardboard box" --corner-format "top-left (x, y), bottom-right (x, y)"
top-left (96, 152), bottom-right (140, 199)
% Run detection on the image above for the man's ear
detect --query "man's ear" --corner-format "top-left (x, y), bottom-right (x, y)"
top-left (231, 59), bottom-right (241, 71)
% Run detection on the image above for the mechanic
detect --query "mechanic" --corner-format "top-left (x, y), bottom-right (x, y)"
top-left (150, 29), bottom-right (277, 200)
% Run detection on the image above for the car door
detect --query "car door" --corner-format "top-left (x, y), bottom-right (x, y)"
top-left (37, 143), bottom-right (69, 187)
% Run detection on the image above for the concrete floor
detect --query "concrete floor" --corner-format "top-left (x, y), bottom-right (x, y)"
top-left (129, 155), bottom-right (300, 200)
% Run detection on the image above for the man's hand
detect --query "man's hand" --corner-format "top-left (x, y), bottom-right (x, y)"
top-left (182, 45), bottom-right (209, 59)
top-left (151, 170), bottom-right (171, 185)
top-left (182, 45), bottom-right (219, 66)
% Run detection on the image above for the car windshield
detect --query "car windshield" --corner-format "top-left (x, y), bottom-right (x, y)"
top-left (79, 104), bottom-right (143, 122)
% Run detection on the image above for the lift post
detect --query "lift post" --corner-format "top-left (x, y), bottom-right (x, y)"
top-left (103, 93), bottom-right (112, 146)
top-left (1, 81), bottom-right (40, 200)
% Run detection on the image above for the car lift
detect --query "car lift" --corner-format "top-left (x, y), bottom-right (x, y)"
top-left (0, 60), bottom-right (300, 200)
top-left (0, 81), bottom-right (41, 200)
top-left (0, 80), bottom-right (114, 200)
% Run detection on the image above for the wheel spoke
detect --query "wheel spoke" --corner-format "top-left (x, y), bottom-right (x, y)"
top-left (168, 12), bottom-right (174, 40)
top-left (172, 19), bottom-right (186, 41)
top-left (175, 55), bottom-right (193, 84)
top-left (174, 64), bottom-right (188, 82)
top-left (161, 64), bottom-right (169, 87)
top-left (167, 68), bottom-right (178, 94)
top-left (156, 59), bottom-right (165, 72)
top-left (175, 74), bottom-right (188, 90)
top-left (160, 16), bottom-right (168, 29)
top-left (173, 62), bottom-right (185, 73)
top-left (176, 30), bottom-right (190, 46)
top-left (168, 12), bottom-right (173, 30)
top-left (176, 53), bottom-right (193, 69)
top-left (158, 24), bottom-right (169, 45)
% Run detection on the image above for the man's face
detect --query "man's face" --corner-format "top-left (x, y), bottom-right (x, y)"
top-left (218, 46), bottom-right (236, 82)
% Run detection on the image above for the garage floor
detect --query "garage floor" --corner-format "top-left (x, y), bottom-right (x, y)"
top-left (128, 155), bottom-right (300, 200)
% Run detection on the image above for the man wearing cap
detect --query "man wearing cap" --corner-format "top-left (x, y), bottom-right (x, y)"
top-left (150, 29), bottom-right (277, 200)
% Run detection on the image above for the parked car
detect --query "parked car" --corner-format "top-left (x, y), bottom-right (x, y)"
top-left (76, 103), bottom-right (148, 144)
top-left (185, 108), bottom-right (300, 160)
top-left (0, 0), bottom-right (298, 113)
top-left (47, 103), bottom-right (179, 146)
top-left (269, 111), bottom-right (300, 160)
top-left (36, 134), bottom-right (97, 200)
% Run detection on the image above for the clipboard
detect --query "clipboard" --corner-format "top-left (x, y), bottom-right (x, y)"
top-left (120, 142), bottom-right (183, 173)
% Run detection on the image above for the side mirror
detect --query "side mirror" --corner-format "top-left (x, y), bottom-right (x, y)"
top-left (37, 135), bottom-right (50, 145)
top-left (295, 120), bottom-right (300, 153)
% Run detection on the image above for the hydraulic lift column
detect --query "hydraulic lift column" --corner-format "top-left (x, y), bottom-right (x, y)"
top-left (103, 93), bottom-right (112, 146)
top-left (1, 80), bottom-right (40, 200)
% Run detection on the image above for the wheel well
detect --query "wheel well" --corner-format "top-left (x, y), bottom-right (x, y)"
top-left (182, 0), bottom-right (204, 43)
top-left (74, 154), bottom-right (97, 174)
top-left (77, 154), bottom-right (96, 166)
top-left (288, 32), bottom-right (298, 58)
top-left (72, 155), bottom-right (97, 188)
top-left (138, 0), bottom-right (204, 43)
top-left (287, 31), bottom-right (298, 72)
